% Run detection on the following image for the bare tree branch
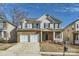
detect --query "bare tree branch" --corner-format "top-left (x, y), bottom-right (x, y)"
top-left (11, 7), bottom-right (28, 26)
top-left (0, 4), bottom-right (7, 20)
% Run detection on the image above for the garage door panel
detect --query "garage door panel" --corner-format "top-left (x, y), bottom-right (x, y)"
top-left (20, 35), bottom-right (28, 42)
top-left (30, 34), bottom-right (39, 42)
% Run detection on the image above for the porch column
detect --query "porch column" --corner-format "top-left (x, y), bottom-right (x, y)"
top-left (40, 29), bottom-right (43, 42)
top-left (2, 31), bottom-right (4, 38)
top-left (53, 31), bottom-right (55, 40)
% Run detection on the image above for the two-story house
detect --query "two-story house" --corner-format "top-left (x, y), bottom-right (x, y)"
top-left (0, 17), bottom-right (17, 43)
top-left (63, 19), bottom-right (79, 45)
top-left (17, 14), bottom-right (63, 43)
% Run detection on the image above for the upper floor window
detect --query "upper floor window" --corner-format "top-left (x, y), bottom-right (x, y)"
top-left (25, 23), bottom-right (27, 28)
top-left (0, 23), bottom-right (3, 29)
top-left (25, 23), bottom-right (32, 29)
top-left (77, 24), bottom-right (79, 29)
top-left (4, 31), bottom-right (7, 37)
top-left (55, 24), bottom-right (59, 29)
top-left (0, 31), bottom-right (2, 37)
top-left (44, 23), bottom-right (50, 28)
top-left (32, 23), bottom-right (40, 29)
top-left (50, 23), bottom-right (54, 29)
top-left (36, 24), bottom-right (40, 28)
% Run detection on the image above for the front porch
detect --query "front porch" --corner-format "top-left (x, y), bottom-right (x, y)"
top-left (40, 29), bottom-right (63, 43)
top-left (73, 32), bottom-right (79, 45)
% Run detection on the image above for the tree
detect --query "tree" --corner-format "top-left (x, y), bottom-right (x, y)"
top-left (11, 8), bottom-right (28, 26)
top-left (0, 4), bottom-right (7, 20)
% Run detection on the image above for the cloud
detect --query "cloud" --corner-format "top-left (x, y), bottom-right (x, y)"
top-left (65, 7), bottom-right (79, 12)
top-left (54, 7), bottom-right (79, 12)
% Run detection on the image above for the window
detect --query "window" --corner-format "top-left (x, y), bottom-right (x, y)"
top-left (0, 23), bottom-right (3, 29)
top-left (36, 24), bottom-right (40, 28)
top-left (55, 24), bottom-right (58, 29)
top-left (4, 31), bottom-right (6, 37)
top-left (27, 24), bottom-right (32, 29)
top-left (50, 24), bottom-right (54, 29)
top-left (32, 23), bottom-right (40, 29)
top-left (32, 23), bottom-right (34, 28)
top-left (0, 31), bottom-right (2, 37)
top-left (44, 23), bottom-right (50, 28)
top-left (55, 32), bottom-right (61, 38)
top-left (25, 23), bottom-right (27, 28)
top-left (77, 24), bottom-right (79, 28)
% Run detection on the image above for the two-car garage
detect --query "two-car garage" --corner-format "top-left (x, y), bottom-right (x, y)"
top-left (19, 34), bottom-right (39, 43)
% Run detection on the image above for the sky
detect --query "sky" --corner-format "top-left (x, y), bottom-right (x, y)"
top-left (1, 3), bottom-right (79, 28)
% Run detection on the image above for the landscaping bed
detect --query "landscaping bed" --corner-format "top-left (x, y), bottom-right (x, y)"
top-left (40, 41), bottom-right (64, 52)
top-left (40, 41), bottom-right (79, 53)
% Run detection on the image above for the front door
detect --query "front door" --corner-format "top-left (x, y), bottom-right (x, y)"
top-left (45, 33), bottom-right (48, 40)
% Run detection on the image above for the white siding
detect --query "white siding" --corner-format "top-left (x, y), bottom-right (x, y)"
top-left (37, 15), bottom-right (51, 29)
top-left (6, 22), bottom-right (15, 40)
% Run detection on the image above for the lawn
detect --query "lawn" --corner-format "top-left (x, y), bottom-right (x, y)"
top-left (67, 45), bottom-right (79, 53)
top-left (0, 43), bottom-right (15, 50)
top-left (40, 41), bottom-right (64, 52)
top-left (40, 41), bottom-right (79, 53)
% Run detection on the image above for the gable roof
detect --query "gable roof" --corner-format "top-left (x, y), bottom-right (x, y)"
top-left (21, 14), bottom-right (62, 24)
top-left (24, 18), bottom-right (40, 23)
top-left (0, 17), bottom-right (17, 27)
top-left (45, 14), bottom-right (62, 23)
top-left (63, 19), bottom-right (79, 30)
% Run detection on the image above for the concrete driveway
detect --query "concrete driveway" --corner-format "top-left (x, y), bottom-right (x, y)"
top-left (0, 43), bottom-right (41, 56)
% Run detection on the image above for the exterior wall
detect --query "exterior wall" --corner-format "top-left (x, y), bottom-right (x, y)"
top-left (37, 15), bottom-right (51, 29)
top-left (8, 28), bottom-right (17, 43)
top-left (19, 15), bottom-right (60, 30)
top-left (17, 30), bottom-right (54, 42)
top-left (37, 14), bottom-right (59, 29)
top-left (63, 24), bottom-right (75, 44)
top-left (17, 31), bottom-right (40, 42)
top-left (6, 22), bottom-right (16, 41)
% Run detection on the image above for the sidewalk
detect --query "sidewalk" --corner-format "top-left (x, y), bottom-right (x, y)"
top-left (40, 52), bottom-right (79, 56)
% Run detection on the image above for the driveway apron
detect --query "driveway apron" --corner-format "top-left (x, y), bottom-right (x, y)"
top-left (0, 43), bottom-right (40, 56)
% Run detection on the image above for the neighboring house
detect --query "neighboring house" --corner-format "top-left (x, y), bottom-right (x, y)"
top-left (0, 17), bottom-right (17, 43)
top-left (63, 19), bottom-right (79, 45)
top-left (17, 14), bottom-right (63, 43)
